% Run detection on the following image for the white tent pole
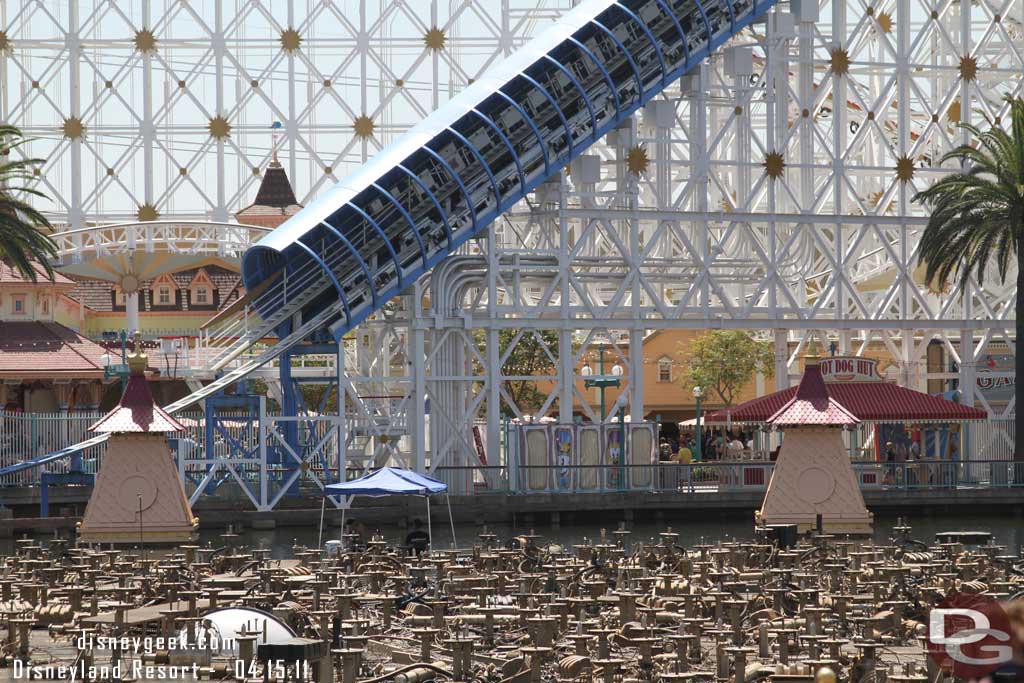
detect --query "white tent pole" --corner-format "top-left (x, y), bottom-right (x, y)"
top-left (318, 494), bottom-right (327, 548)
top-left (340, 505), bottom-right (346, 546)
top-left (446, 492), bottom-right (456, 549)
top-left (425, 495), bottom-right (432, 556)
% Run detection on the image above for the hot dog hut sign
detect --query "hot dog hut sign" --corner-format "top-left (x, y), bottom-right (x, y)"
top-left (818, 357), bottom-right (882, 383)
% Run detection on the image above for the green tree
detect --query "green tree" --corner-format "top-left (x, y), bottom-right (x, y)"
top-left (913, 96), bottom-right (1024, 461)
top-left (680, 330), bottom-right (774, 407)
top-left (0, 126), bottom-right (56, 282)
top-left (475, 329), bottom-right (562, 417)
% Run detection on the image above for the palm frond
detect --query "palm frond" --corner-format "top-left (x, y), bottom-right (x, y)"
top-left (0, 125), bottom-right (56, 282)
top-left (914, 96), bottom-right (1024, 295)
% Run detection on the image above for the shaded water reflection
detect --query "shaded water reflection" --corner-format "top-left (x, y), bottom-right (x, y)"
top-left (202, 512), bottom-right (1022, 559)
top-left (2, 512), bottom-right (1018, 558)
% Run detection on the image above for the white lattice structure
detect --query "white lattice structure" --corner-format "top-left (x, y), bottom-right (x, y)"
top-left (1, 0), bottom-right (568, 224)
top-left (2, 0), bottom-right (1021, 489)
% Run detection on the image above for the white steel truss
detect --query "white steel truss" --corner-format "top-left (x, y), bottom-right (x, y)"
top-left (2, 0), bottom-right (1021, 490)
top-left (1, 0), bottom-right (570, 225)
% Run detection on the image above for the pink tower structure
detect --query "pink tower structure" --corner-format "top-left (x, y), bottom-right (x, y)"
top-left (78, 335), bottom-right (197, 543)
top-left (756, 356), bottom-right (874, 535)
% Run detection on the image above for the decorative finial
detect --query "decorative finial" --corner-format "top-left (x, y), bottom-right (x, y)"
top-left (271, 121), bottom-right (282, 164)
top-left (127, 331), bottom-right (148, 375)
top-left (804, 338), bottom-right (822, 364)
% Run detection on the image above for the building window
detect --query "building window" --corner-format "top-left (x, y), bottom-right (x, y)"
top-left (158, 287), bottom-right (172, 305)
top-left (194, 287), bottom-right (209, 304)
top-left (12, 295), bottom-right (26, 315)
top-left (658, 358), bottom-right (672, 383)
top-left (41, 297), bottom-right (49, 315)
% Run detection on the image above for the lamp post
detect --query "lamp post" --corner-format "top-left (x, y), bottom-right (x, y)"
top-left (693, 386), bottom-right (703, 462)
top-left (582, 344), bottom-right (626, 490)
top-left (580, 344), bottom-right (623, 421)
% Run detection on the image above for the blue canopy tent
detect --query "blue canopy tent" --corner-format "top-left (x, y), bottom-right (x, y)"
top-left (320, 467), bottom-right (456, 553)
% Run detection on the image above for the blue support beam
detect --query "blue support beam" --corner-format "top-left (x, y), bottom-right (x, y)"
top-left (40, 471), bottom-right (94, 518)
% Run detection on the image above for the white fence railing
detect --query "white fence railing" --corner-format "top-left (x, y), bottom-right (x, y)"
top-left (969, 417), bottom-right (1015, 461)
top-left (0, 410), bottom-right (257, 487)
top-left (0, 412), bottom-right (105, 485)
top-left (2, 411), bottom-right (1019, 495)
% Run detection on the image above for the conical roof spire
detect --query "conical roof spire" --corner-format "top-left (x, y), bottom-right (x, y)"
top-left (235, 148), bottom-right (303, 228)
top-left (89, 337), bottom-right (184, 434)
top-left (766, 363), bottom-right (859, 427)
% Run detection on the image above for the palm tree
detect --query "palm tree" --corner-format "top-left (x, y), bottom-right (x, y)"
top-left (913, 95), bottom-right (1024, 462)
top-left (0, 125), bottom-right (56, 282)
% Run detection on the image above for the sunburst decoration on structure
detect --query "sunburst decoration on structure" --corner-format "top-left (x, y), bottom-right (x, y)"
top-left (626, 145), bottom-right (649, 175)
top-left (280, 28), bottom-right (302, 52)
top-left (876, 11), bottom-right (893, 33)
top-left (62, 117), bottom-right (86, 140)
top-left (208, 115), bottom-right (231, 139)
top-left (134, 28), bottom-right (157, 53)
top-left (830, 48), bottom-right (851, 76)
top-left (0, 31), bottom-right (10, 53)
top-left (947, 100), bottom-right (961, 124)
top-left (895, 155), bottom-right (915, 182)
top-left (137, 204), bottom-right (160, 222)
top-left (424, 27), bottom-right (446, 51)
top-left (763, 151), bottom-right (785, 179)
top-left (959, 55), bottom-right (977, 81)
top-left (353, 115), bottom-right (375, 139)
top-left (868, 189), bottom-right (895, 213)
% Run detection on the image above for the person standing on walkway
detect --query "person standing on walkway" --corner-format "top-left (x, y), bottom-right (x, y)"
top-left (405, 518), bottom-right (430, 556)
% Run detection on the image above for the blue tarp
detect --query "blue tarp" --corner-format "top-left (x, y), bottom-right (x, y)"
top-left (323, 467), bottom-right (447, 497)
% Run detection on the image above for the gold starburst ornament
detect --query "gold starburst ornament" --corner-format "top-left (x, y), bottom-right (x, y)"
top-left (137, 204), bottom-right (160, 222)
top-left (62, 117), bottom-right (86, 140)
top-left (134, 28), bottom-right (157, 53)
top-left (626, 145), bottom-right (649, 176)
top-left (829, 48), bottom-right (851, 76)
top-left (208, 115), bottom-right (231, 139)
top-left (424, 27), bottom-right (446, 51)
top-left (280, 28), bottom-right (302, 52)
top-left (959, 55), bottom-right (977, 81)
top-left (895, 155), bottom-right (915, 182)
top-left (763, 151), bottom-right (785, 179)
top-left (876, 11), bottom-right (893, 33)
top-left (353, 115), bottom-right (375, 139)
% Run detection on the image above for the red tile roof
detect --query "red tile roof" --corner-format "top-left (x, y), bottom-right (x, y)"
top-left (0, 322), bottom-right (107, 376)
top-left (706, 366), bottom-right (989, 424)
top-left (766, 363), bottom-right (859, 426)
top-left (0, 261), bottom-right (75, 285)
top-left (89, 371), bottom-right (184, 433)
